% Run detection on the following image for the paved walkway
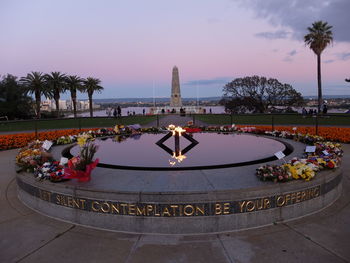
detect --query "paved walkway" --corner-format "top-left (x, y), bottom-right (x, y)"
top-left (1, 121), bottom-right (350, 262)
top-left (144, 114), bottom-right (208, 128)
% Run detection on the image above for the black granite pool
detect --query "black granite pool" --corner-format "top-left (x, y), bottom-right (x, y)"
top-left (66, 133), bottom-right (293, 170)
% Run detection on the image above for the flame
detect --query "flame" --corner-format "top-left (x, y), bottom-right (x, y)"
top-left (172, 151), bottom-right (187, 163)
top-left (167, 125), bottom-right (186, 136)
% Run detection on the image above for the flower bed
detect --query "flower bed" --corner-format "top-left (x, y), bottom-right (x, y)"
top-left (14, 124), bottom-right (344, 184)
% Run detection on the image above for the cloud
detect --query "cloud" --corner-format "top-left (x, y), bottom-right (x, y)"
top-left (288, 50), bottom-right (297, 56)
top-left (336, 52), bottom-right (350, 61)
top-left (184, 77), bottom-right (232, 86)
top-left (255, 30), bottom-right (290, 39)
top-left (324, 60), bottom-right (335, 64)
top-left (235, 0), bottom-right (350, 42)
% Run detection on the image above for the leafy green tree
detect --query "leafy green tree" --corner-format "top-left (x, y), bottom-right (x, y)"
top-left (222, 76), bottom-right (303, 113)
top-left (83, 77), bottom-right (103, 117)
top-left (45, 72), bottom-right (67, 118)
top-left (304, 21), bottom-right (333, 113)
top-left (66, 75), bottom-right (84, 118)
top-left (20, 72), bottom-right (50, 119)
top-left (0, 74), bottom-right (34, 119)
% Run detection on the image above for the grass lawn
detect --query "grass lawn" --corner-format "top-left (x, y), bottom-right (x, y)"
top-left (195, 113), bottom-right (350, 126)
top-left (0, 115), bottom-right (157, 132)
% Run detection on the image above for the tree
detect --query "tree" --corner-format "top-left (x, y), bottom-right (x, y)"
top-left (0, 74), bottom-right (34, 119)
top-left (222, 76), bottom-right (303, 113)
top-left (304, 21), bottom-right (333, 113)
top-left (83, 77), bottom-right (103, 117)
top-left (346, 79), bottom-right (350, 83)
top-left (45, 72), bottom-right (67, 118)
top-left (20, 72), bottom-right (50, 119)
top-left (66, 75), bottom-right (84, 118)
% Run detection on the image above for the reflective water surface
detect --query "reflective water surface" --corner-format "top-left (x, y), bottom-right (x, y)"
top-left (70, 133), bottom-right (286, 168)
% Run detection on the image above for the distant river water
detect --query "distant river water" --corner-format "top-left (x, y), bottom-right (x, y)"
top-left (67, 105), bottom-right (347, 118)
top-left (68, 106), bottom-right (226, 117)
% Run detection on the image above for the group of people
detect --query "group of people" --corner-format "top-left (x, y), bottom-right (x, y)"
top-left (106, 107), bottom-right (147, 117)
top-left (301, 104), bottom-right (328, 115)
top-left (106, 106), bottom-right (122, 118)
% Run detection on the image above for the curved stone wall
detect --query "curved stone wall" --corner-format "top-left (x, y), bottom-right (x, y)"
top-left (17, 167), bottom-right (342, 234)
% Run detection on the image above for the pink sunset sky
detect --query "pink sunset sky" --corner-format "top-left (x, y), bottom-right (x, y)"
top-left (1, 0), bottom-right (349, 99)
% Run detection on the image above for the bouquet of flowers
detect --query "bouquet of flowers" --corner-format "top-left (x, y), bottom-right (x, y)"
top-left (64, 141), bottom-right (99, 182)
top-left (16, 140), bottom-right (53, 172)
top-left (56, 135), bottom-right (76, 145)
top-left (34, 161), bottom-right (65, 182)
top-left (256, 164), bottom-right (292, 182)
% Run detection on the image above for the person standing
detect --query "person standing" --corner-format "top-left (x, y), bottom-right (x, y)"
top-left (323, 104), bottom-right (328, 114)
top-left (113, 108), bottom-right (117, 118)
top-left (117, 106), bottom-right (121, 117)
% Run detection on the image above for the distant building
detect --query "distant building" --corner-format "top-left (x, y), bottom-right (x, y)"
top-left (40, 99), bottom-right (100, 111)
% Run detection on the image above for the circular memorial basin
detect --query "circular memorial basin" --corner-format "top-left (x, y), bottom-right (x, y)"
top-left (66, 133), bottom-right (293, 170)
top-left (17, 134), bottom-right (342, 234)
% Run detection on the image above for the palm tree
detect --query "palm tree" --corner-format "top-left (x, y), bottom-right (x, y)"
top-left (45, 72), bottom-right (67, 118)
top-left (83, 77), bottom-right (103, 117)
top-left (304, 21), bottom-right (333, 113)
top-left (20, 72), bottom-right (50, 119)
top-left (66, 75), bottom-right (84, 118)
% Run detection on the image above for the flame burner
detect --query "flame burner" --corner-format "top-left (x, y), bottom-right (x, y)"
top-left (156, 126), bottom-right (198, 165)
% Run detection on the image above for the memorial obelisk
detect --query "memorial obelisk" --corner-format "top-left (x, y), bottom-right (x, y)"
top-left (170, 66), bottom-right (182, 107)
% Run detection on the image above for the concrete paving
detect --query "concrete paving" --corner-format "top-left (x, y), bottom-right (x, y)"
top-left (1, 130), bottom-right (350, 262)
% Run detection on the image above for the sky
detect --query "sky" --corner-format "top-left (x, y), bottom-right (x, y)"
top-left (0, 0), bottom-right (349, 99)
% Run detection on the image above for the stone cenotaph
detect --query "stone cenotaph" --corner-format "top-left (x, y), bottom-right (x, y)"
top-left (170, 66), bottom-right (182, 107)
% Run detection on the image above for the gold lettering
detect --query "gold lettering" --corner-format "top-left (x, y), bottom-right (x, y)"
top-left (305, 189), bottom-right (310, 200)
top-left (256, 199), bottom-right (263, 210)
top-left (263, 198), bottom-right (271, 209)
top-left (301, 191), bottom-right (306, 201)
top-left (136, 206), bottom-right (146, 216)
top-left (154, 205), bottom-right (161, 216)
top-left (72, 199), bottom-right (80, 209)
top-left (39, 190), bottom-right (51, 202)
top-left (184, 205), bottom-right (194, 216)
top-left (162, 207), bottom-right (171, 217)
top-left (91, 201), bottom-right (100, 212)
top-left (60, 195), bottom-right (67, 206)
top-left (111, 203), bottom-right (120, 214)
top-left (170, 205), bottom-right (179, 216)
top-left (291, 193), bottom-right (296, 204)
top-left (101, 202), bottom-right (110, 213)
top-left (215, 203), bottom-right (222, 215)
top-left (238, 201), bottom-right (246, 213)
top-left (120, 203), bottom-right (128, 214)
top-left (276, 196), bottom-right (285, 207)
top-left (80, 199), bottom-right (86, 209)
top-left (146, 205), bottom-right (153, 216)
top-left (246, 201), bottom-right (255, 212)
top-left (195, 205), bottom-right (205, 216)
top-left (67, 197), bottom-right (73, 207)
top-left (56, 195), bottom-right (61, 205)
top-left (223, 203), bottom-right (230, 214)
top-left (285, 194), bottom-right (291, 205)
top-left (314, 187), bottom-right (320, 197)
top-left (296, 192), bottom-right (301, 203)
top-left (128, 204), bottom-right (136, 215)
